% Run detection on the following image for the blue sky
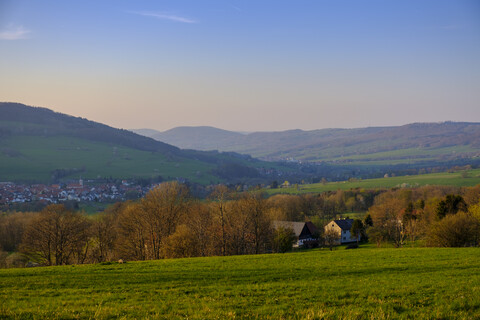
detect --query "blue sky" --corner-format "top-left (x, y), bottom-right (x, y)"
top-left (1, 0), bottom-right (479, 131)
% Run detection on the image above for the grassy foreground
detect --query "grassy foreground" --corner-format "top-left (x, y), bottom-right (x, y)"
top-left (1, 247), bottom-right (480, 319)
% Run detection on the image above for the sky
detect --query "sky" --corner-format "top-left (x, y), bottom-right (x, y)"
top-left (1, 0), bottom-right (479, 132)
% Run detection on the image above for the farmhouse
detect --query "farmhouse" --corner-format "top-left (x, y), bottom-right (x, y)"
top-left (273, 221), bottom-right (319, 247)
top-left (325, 219), bottom-right (359, 244)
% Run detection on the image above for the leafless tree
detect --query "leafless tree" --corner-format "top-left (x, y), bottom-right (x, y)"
top-left (20, 204), bottom-right (91, 265)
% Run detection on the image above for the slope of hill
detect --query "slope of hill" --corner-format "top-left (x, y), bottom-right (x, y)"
top-left (268, 168), bottom-right (480, 195)
top-left (133, 126), bottom-right (245, 150)
top-left (140, 123), bottom-right (480, 165)
top-left (0, 103), bottom-right (289, 184)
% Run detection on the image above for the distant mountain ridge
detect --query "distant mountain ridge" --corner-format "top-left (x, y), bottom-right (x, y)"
top-left (134, 122), bottom-right (480, 165)
top-left (132, 126), bottom-right (244, 151)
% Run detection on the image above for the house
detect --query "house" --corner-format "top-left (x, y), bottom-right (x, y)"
top-left (273, 221), bottom-right (319, 247)
top-left (280, 181), bottom-right (291, 188)
top-left (325, 219), bottom-right (358, 244)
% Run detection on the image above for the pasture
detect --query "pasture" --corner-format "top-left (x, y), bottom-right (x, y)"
top-left (270, 169), bottom-right (480, 195)
top-left (1, 247), bottom-right (479, 319)
top-left (0, 135), bottom-right (217, 184)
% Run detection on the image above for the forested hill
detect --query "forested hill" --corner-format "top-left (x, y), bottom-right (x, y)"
top-left (137, 122), bottom-right (480, 165)
top-left (0, 102), bottom-right (178, 154)
top-left (0, 103), bottom-right (296, 184)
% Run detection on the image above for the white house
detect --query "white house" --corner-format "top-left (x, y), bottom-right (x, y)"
top-left (325, 219), bottom-right (359, 244)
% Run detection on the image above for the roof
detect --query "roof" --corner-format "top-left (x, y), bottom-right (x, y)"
top-left (272, 221), bottom-right (306, 237)
top-left (304, 221), bottom-right (319, 235)
top-left (332, 219), bottom-right (354, 231)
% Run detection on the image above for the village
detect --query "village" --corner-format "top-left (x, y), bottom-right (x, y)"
top-left (0, 179), bottom-right (152, 207)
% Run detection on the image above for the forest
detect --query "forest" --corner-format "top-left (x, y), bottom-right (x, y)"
top-left (1, 181), bottom-right (480, 268)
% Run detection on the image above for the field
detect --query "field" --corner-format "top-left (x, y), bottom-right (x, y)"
top-left (270, 169), bottom-right (480, 195)
top-left (1, 247), bottom-right (479, 319)
top-left (0, 135), bottom-right (217, 184)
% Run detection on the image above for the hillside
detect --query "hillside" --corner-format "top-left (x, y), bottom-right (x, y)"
top-left (1, 247), bottom-right (479, 319)
top-left (268, 168), bottom-right (480, 195)
top-left (132, 126), bottom-right (245, 151)
top-left (139, 123), bottom-right (480, 165)
top-left (0, 103), bottom-right (289, 184)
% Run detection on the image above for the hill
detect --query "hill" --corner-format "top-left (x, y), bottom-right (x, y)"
top-left (1, 247), bottom-right (479, 319)
top-left (133, 126), bottom-right (245, 151)
top-left (0, 103), bottom-right (290, 184)
top-left (139, 123), bottom-right (480, 165)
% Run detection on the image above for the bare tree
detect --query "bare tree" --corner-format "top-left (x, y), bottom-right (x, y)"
top-left (116, 202), bottom-right (148, 261)
top-left (20, 204), bottom-right (91, 265)
top-left (115, 182), bottom-right (190, 261)
top-left (324, 228), bottom-right (339, 251)
top-left (209, 185), bottom-right (230, 256)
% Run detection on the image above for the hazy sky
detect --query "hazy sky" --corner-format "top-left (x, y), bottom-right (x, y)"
top-left (1, 0), bottom-right (479, 132)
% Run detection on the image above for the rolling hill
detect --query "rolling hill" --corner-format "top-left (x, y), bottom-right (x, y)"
top-left (136, 123), bottom-right (480, 166)
top-left (0, 103), bottom-right (291, 184)
top-left (134, 126), bottom-right (245, 151)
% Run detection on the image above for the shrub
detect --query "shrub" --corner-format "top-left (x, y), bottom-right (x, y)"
top-left (273, 227), bottom-right (296, 253)
top-left (427, 212), bottom-right (480, 247)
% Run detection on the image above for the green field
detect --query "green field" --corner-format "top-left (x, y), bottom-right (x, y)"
top-left (0, 135), bottom-right (217, 184)
top-left (304, 145), bottom-right (479, 165)
top-left (270, 169), bottom-right (480, 195)
top-left (1, 247), bottom-right (479, 319)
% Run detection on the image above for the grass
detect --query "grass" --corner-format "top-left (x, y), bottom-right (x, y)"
top-left (313, 145), bottom-right (479, 165)
top-left (269, 169), bottom-right (480, 195)
top-left (1, 247), bottom-right (479, 319)
top-left (0, 135), bottom-right (218, 184)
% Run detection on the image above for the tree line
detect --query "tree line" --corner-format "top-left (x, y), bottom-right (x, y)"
top-left (365, 185), bottom-right (480, 248)
top-left (1, 182), bottom-right (479, 268)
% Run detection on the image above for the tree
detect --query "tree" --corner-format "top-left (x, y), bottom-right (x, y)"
top-left (0, 211), bottom-right (35, 252)
top-left (368, 194), bottom-right (405, 247)
top-left (363, 214), bottom-right (373, 227)
top-left (436, 194), bottom-right (467, 218)
top-left (115, 202), bottom-right (148, 261)
top-left (324, 228), bottom-right (339, 251)
top-left (427, 211), bottom-right (480, 247)
top-left (90, 210), bottom-right (118, 263)
top-left (20, 204), bottom-right (91, 266)
top-left (209, 185), bottom-right (230, 256)
top-left (115, 182), bottom-right (190, 261)
top-left (241, 191), bottom-right (272, 254)
top-left (161, 224), bottom-right (197, 259)
top-left (366, 226), bottom-right (388, 248)
top-left (350, 219), bottom-right (363, 245)
top-left (273, 227), bottom-right (296, 253)
top-left (469, 201), bottom-right (480, 221)
top-left (186, 202), bottom-right (217, 257)
top-left (141, 181), bottom-right (190, 260)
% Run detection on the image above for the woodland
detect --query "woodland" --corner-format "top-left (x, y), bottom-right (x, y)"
top-left (1, 182), bottom-right (480, 268)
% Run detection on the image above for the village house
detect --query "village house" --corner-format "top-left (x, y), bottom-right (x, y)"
top-left (273, 221), bottom-right (319, 247)
top-left (325, 218), bottom-right (359, 244)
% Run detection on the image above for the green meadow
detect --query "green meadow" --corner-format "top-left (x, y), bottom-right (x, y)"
top-left (270, 169), bottom-right (480, 195)
top-left (1, 247), bottom-right (479, 319)
top-left (0, 135), bottom-right (217, 184)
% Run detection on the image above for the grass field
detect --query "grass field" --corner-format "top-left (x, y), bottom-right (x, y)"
top-left (0, 135), bottom-right (218, 184)
top-left (1, 247), bottom-right (479, 319)
top-left (312, 145), bottom-right (479, 165)
top-left (269, 169), bottom-right (480, 195)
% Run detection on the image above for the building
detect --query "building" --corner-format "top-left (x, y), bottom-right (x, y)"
top-left (325, 219), bottom-right (359, 244)
top-left (273, 221), bottom-right (319, 247)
